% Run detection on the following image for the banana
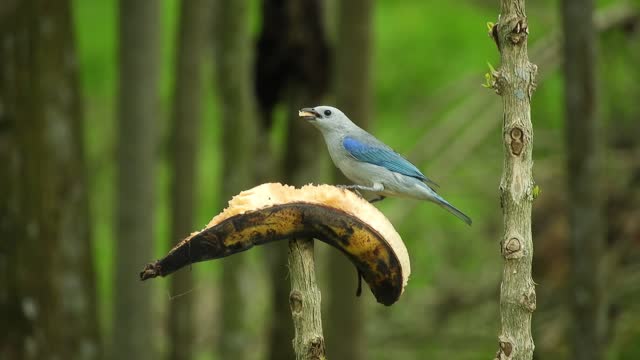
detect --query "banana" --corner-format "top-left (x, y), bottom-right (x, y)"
top-left (140, 183), bottom-right (410, 306)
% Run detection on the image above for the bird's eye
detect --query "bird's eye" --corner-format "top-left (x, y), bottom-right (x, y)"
top-left (324, 110), bottom-right (332, 116)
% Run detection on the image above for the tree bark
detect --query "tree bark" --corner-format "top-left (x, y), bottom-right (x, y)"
top-left (288, 239), bottom-right (326, 360)
top-left (489, 1), bottom-right (537, 359)
top-left (561, 0), bottom-right (607, 359)
top-left (113, 1), bottom-right (160, 360)
top-left (212, 0), bottom-right (257, 358)
top-left (167, 1), bottom-right (211, 360)
top-left (326, 0), bottom-right (372, 359)
top-left (0, 1), bottom-right (100, 358)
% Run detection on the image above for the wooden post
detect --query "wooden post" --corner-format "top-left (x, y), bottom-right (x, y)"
top-left (488, 1), bottom-right (537, 359)
top-left (288, 239), bottom-right (326, 360)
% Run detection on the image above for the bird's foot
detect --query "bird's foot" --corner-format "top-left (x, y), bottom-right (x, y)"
top-left (336, 185), bottom-right (386, 203)
top-left (369, 195), bottom-right (386, 203)
top-left (337, 184), bottom-right (383, 192)
top-left (336, 184), bottom-right (359, 190)
top-left (336, 185), bottom-right (365, 199)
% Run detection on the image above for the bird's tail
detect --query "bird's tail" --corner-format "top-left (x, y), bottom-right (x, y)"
top-left (432, 193), bottom-right (472, 226)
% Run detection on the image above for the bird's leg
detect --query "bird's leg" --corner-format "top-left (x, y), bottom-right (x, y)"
top-left (369, 195), bottom-right (386, 203)
top-left (336, 185), bottom-right (364, 198)
top-left (337, 183), bottom-right (384, 193)
top-left (337, 183), bottom-right (384, 203)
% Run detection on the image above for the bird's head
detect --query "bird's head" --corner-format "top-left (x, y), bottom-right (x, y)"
top-left (298, 105), bottom-right (351, 133)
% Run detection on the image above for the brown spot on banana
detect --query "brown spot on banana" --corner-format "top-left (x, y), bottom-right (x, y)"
top-left (140, 183), bottom-right (410, 306)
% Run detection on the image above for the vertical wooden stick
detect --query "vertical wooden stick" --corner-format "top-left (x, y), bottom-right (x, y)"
top-left (489, 1), bottom-right (537, 359)
top-left (288, 239), bottom-right (326, 360)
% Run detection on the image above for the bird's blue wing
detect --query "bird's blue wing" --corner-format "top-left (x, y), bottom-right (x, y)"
top-left (343, 136), bottom-right (439, 187)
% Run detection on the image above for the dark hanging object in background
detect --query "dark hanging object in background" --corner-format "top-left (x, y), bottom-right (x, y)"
top-left (254, 0), bottom-right (332, 128)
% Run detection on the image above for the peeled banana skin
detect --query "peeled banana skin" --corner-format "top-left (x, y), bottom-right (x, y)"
top-left (140, 202), bottom-right (404, 306)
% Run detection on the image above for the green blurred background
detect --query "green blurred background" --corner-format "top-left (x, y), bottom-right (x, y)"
top-left (1, 0), bottom-right (639, 359)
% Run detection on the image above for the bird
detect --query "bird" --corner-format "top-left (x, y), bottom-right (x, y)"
top-left (299, 105), bottom-right (472, 225)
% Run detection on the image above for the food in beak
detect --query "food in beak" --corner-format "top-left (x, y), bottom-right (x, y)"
top-left (298, 110), bottom-right (316, 119)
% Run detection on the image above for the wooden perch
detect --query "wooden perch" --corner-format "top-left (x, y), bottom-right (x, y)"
top-left (489, 1), bottom-right (537, 359)
top-left (288, 238), bottom-right (325, 359)
top-left (140, 183), bottom-right (411, 306)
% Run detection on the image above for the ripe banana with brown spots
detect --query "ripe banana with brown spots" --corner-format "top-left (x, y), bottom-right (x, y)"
top-left (140, 183), bottom-right (410, 306)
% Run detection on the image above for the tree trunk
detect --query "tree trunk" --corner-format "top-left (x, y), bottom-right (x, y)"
top-left (167, 1), bottom-right (211, 360)
top-left (113, 1), bottom-right (160, 360)
top-left (326, 0), bottom-right (372, 359)
top-left (488, 1), bottom-right (537, 359)
top-left (561, 0), bottom-right (607, 359)
top-left (0, 1), bottom-right (100, 359)
top-left (212, 0), bottom-right (257, 358)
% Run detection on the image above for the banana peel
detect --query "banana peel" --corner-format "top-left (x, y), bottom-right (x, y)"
top-left (140, 183), bottom-right (410, 306)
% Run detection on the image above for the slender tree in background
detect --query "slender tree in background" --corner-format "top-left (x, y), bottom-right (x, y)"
top-left (167, 1), bottom-right (211, 360)
top-left (326, 0), bottom-right (372, 359)
top-left (254, 3), bottom-right (294, 357)
top-left (212, 0), bottom-right (257, 358)
top-left (488, 0), bottom-right (537, 359)
top-left (113, 2), bottom-right (160, 360)
top-left (0, 1), bottom-right (100, 359)
top-left (562, 0), bottom-right (607, 359)
top-left (280, 0), bottom-right (330, 353)
top-left (255, 1), bottom-right (331, 358)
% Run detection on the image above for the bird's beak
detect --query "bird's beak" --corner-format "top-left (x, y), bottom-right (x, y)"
top-left (298, 108), bottom-right (320, 121)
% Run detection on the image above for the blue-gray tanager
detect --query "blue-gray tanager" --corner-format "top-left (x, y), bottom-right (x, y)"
top-left (299, 105), bottom-right (472, 225)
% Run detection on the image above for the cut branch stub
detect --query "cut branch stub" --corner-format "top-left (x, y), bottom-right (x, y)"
top-left (508, 18), bottom-right (529, 44)
top-left (498, 15), bottom-right (529, 47)
top-left (509, 127), bottom-right (524, 156)
top-left (290, 290), bottom-right (304, 313)
top-left (495, 337), bottom-right (514, 360)
top-left (140, 183), bottom-right (411, 306)
top-left (520, 287), bottom-right (536, 313)
top-left (502, 237), bottom-right (523, 259)
top-left (489, 15), bottom-right (530, 51)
